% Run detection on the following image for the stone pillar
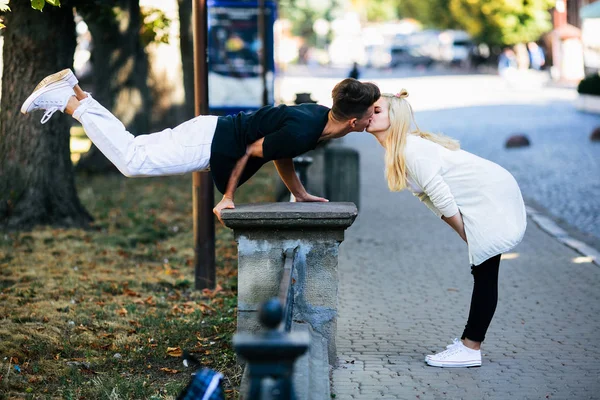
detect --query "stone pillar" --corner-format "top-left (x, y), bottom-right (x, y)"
top-left (221, 202), bottom-right (357, 364)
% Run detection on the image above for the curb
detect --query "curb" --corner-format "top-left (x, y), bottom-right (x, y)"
top-left (526, 205), bottom-right (600, 266)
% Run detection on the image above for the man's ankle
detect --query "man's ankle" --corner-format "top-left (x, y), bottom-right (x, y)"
top-left (73, 86), bottom-right (88, 101)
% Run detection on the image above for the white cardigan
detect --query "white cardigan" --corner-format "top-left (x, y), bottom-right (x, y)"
top-left (404, 135), bottom-right (527, 266)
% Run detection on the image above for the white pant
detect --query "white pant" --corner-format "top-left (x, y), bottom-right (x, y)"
top-left (72, 95), bottom-right (218, 177)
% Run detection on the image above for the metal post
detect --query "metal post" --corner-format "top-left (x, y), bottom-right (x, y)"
top-left (257, 0), bottom-right (268, 106)
top-left (192, 0), bottom-right (215, 290)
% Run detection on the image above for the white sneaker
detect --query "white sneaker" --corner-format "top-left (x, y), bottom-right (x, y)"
top-left (425, 340), bottom-right (482, 368)
top-left (21, 80), bottom-right (76, 124)
top-left (425, 338), bottom-right (461, 361)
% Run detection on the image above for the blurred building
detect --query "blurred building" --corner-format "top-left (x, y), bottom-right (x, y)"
top-left (580, 1), bottom-right (600, 74)
top-left (548, 0), bottom-right (599, 81)
top-left (566, 0), bottom-right (600, 27)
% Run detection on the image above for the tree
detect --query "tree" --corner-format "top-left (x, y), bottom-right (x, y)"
top-left (177, 0), bottom-right (195, 121)
top-left (0, 0), bottom-right (92, 229)
top-left (76, 1), bottom-right (153, 173)
top-left (397, 0), bottom-right (460, 29)
top-left (0, 0), bottom-right (170, 228)
top-left (396, 0), bottom-right (553, 46)
top-left (448, 0), bottom-right (555, 46)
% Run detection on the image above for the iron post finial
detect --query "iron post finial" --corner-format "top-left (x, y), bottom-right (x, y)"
top-left (259, 298), bottom-right (283, 330)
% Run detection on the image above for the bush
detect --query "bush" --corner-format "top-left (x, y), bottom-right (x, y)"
top-left (578, 73), bottom-right (600, 96)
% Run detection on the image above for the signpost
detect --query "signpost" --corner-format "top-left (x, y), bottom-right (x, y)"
top-left (191, 0), bottom-right (276, 290)
top-left (192, 0), bottom-right (216, 290)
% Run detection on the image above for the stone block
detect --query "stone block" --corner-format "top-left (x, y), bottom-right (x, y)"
top-left (222, 202), bottom-right (357, 365)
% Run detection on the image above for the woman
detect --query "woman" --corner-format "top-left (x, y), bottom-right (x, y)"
top-left (21, 70), bottom-right (378, 223)
top-left (367, 90), bottom-right (526, 368)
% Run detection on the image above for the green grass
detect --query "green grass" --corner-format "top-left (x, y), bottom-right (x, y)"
top-left (0, 165), bottom-right (276, 399)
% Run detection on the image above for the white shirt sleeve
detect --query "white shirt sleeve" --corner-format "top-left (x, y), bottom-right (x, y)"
top-left (405, 154), bottom-right (459, 218)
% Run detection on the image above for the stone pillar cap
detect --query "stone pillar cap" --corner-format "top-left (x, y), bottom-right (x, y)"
top-left (221, 202), bottom-right (358, 229)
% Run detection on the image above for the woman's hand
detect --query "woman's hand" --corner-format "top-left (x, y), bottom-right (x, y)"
top-left (294, 192), bottom-right (329, 202)
top-left (213, 196), bottom-right (235, 225)
top-left (442, 212), bottom-right (467, 243)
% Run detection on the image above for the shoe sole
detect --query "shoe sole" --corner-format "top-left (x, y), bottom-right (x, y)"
top-left (33, 69), bottom-right (77, 92)
top-left (426, 359), bottom-right (481, 368)
top-left (20, 81), bottom-right (72, 115)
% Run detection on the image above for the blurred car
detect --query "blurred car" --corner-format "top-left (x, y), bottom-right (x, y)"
top-left (364, 44), bottom-right (392, 69)
top-left (389, 30), bottom-right (439, 67)
top-left (437, 30), bottom-right (474, 66)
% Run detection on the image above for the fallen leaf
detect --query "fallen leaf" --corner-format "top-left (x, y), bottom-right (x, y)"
top-left (202, 284), bottom-right (223, 299)
top-left (160, 367), bottom-right (179, 374)
top-left (171, 305), bottom-right (182, 314)
top-left (199, 303), bottom-right (216, 314)
top-left (99, 333), bottom-right (115, 339)
top-left (166, 347), bottom-right (183, 357)
top-left (128, 320), bottom-right (142, 328)
top-left (144, 296), bottom-right (156, 306)
top-left (117, 308), bottom-right (128, 316)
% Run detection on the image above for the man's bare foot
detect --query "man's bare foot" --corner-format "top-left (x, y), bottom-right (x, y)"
top-left (65, 96), bottom-right (81, 116)
top-left (73, 85), bottom-right (88, 101)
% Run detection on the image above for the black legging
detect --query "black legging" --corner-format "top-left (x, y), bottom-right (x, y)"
top-left (461, 254), bottom-right (501, 343)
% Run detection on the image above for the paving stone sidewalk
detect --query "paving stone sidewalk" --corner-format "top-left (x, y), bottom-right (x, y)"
top-left (331, 134), bottom-right (600, 400)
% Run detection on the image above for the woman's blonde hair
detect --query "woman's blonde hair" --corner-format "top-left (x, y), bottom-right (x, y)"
top-left (383, 90), bottom-right (460, 192)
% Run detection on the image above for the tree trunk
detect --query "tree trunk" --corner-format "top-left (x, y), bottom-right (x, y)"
top-left (178, 0), bottom-right (195, 120)
top-left (0, 1), bottom-right (92, 230)
top-left (76, 0), bottom-right (152, 174)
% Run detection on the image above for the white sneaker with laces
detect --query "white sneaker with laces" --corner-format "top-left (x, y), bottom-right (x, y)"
top-left (21, 80), bottom-right (76, 124)
top-left (425, 338), bottom-right (461, 361)
top-left (425, 340), bottom-right (482, 368)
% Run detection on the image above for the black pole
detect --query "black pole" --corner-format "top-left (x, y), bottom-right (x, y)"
top-left (192, 0), bottom-right (215, 290)
top-left (257, 0), bottom-right (268, 106)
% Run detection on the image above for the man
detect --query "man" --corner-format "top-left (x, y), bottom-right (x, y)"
top-left (21, 69), bottom-right (379, 223)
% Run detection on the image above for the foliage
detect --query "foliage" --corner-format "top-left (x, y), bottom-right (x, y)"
top-left (0, 0), bottom-right (60, 30)
top-left (365, 0), bottom-right (397, 22)
top-left (0, 0), bottom-right (9, 29)
top-left (278, 0), bottom-right (341, 45)
top-left (140, 7), bottom-right (172, 46)
top-left (30, 0), bottom-right (60, 11)
top-left (447, 0), bottom-right (555, 45)
top-left (397, 0), bottom-right (553, 45)
top-left (0, 164), bottom-right (277, 399)
top-left (1, 0), bottom-right (171, 48)
top-left (578, 73), bottom-right (600, 96)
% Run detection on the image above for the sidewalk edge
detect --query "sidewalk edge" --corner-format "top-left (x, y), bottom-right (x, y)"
top-left (526, 204), bottom-right (600, 266)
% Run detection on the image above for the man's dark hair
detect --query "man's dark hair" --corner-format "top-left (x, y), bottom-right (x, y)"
top-left (331, 78), bottom-right (380, 121)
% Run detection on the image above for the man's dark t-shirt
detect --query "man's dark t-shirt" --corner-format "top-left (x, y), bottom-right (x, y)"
top-left (210, 103), bottom-right (330, 194)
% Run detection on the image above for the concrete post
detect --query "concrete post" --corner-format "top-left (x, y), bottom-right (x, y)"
top-left (221, 202), bottom-right (357, 364)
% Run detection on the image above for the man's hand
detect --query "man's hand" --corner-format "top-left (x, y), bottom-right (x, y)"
top-left (213, 196), bottom-right (235, 225)
top-left (294, 192), bottom-right (329, 202)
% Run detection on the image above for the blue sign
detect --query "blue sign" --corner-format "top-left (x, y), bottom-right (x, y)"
top-left (207, 0), bottom-right (276, 115)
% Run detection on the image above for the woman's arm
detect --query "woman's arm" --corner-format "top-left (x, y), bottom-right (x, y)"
top-left (442, 212), bottom-right (468, 243)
